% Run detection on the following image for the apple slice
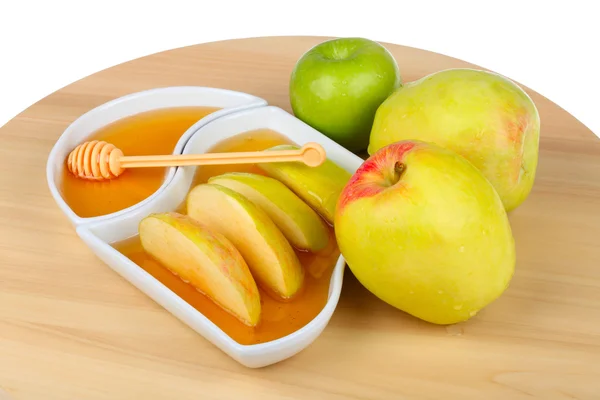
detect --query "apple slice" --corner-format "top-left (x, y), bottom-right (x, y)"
top-left (186, 183), bottom-right (304, 299)
top-left (208, 172), bottom-right (330, 252)
top-left (138, 212), bottom-right (261, 327)
top-left (257, 144), bottom-right (352, 224)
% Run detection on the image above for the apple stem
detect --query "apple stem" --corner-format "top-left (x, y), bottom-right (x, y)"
top-left (394, 162), bottom-right (406, 181)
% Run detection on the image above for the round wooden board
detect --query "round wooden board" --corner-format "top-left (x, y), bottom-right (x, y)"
top-left (1, 37), bottom-right (600, 400)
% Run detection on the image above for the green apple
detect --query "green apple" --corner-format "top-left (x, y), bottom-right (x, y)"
top-left (335, 140), bottom-right (516, 325)
top-left (139, 212), bottom-right (261, 327)
top-left (257, 144), bottom-right (352, 224)
top-left (368, 68), bottom-right (540, 212)
top-left (186, 183), bottom-right (304, 299)
top-left (208, 172), bottom-right (330, 252)
top-left (290, 37), bottom-right (401, 152)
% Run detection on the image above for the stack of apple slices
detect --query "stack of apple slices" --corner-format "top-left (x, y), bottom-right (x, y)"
top-left (138, 145), bottom-right (351, 328)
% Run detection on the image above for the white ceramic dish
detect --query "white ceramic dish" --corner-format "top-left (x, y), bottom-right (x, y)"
top-left (46, 86), bottom-right (266, 227)
top-left (75, 105), bottom-right (364, 368)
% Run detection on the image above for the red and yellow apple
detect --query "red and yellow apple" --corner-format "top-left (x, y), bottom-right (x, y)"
top-left (368, 68), bottom-right (540, 212)
top-left (334, 140), bottom-right (516, 325)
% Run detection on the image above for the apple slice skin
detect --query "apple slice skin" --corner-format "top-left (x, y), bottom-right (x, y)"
top-left (335, 140), bottom-right (516, 325)
top-left (257, 144), bottom-right (352, 224)
top-left (139, 212), bottom-right (261, 327)
top-left (208, 172), bottom-right (330, 252)
top-left (186, 183), bottom-right (304, 299)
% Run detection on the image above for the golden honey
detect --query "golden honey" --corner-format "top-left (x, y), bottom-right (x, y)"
top-left (114, 129), bottom-right (340, 345)
top-left (60, 106), bottom-right (219, 218)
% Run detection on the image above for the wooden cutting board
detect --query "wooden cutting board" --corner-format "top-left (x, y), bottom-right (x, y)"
top-left (1, 36), bottom-right (599, 400)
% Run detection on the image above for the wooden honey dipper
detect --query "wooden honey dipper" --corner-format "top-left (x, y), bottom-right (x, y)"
top-left (66, 140), bottom-right (327, 181)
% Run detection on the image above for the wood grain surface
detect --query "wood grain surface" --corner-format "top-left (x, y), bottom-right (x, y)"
top-left (1, 36), bottom-right (600, 400)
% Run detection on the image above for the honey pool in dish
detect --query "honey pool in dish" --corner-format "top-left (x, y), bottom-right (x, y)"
top-left (60, 106), bottom-right (219, 218)
top-left (113, 129), bottom-right (341, 345)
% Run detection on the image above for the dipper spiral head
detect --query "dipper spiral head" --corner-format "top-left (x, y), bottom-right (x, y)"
top-left (66, 140), bottom-right (124, 181)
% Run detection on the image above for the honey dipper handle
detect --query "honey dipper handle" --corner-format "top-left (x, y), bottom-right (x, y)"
top-left (117, 142), bottom-right (327, 169)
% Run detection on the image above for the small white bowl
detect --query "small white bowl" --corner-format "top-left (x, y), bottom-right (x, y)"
top-left (76, 105), bottom-right (364, 368)
top-left (46, 86), bottom-right (266, 227)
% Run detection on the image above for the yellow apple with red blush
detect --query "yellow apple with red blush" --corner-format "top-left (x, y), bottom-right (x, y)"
top-left (368, 68), bottom-right (540, 212)
top-left (334, 140), bottom-right (516, 325)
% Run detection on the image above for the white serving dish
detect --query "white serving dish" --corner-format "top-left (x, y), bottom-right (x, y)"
top-left (46, 86), bottom-right (266, 227)
top-left (75, 105), bottom-right (364, 368)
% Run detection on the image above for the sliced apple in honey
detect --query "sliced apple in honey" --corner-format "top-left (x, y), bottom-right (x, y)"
top-left (138, 212), bottom-right (261, 327)
top-left (186, 183), bottom-right (304, 299)
top-left (257, 145), bottom-right (352, 224)
top-left (208, 172), bottom-right (330, 252)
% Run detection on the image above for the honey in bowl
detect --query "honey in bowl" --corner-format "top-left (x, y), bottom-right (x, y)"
top-left (60, 106), bottom-right (219, 218)
top-left (113, 129), bottom-right (343, 345)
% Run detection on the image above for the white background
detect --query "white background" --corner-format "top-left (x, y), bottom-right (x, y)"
top-left (0, 0), bottom-right (598, 138)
